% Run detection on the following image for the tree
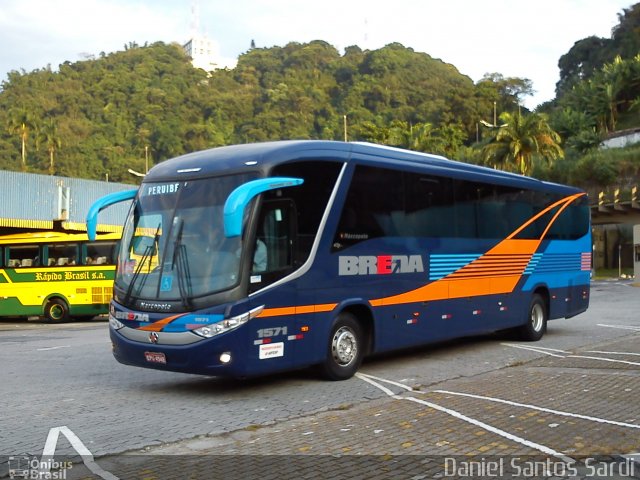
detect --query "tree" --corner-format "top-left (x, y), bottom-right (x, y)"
top-left (0, 41), bottom-right (569, 180)
top-left (611, 4), bottom-right (640, 60)
top-left (557, 36), bottom-right (612, 96)
top-left (482, 112), bottom-right (563, 176)
top-left (557, 54), bottom-right (640, 139)
top-left (37, 119), bottom-right (62, 175)
top-left (556, 3), bottom-right (640, 98)
top-left (7, 107), bottom-right (36, 171)
top-left (477, 73), bottom-right (534, 110)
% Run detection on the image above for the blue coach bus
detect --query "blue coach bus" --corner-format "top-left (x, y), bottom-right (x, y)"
top-left (87, 141), bottom-right (591, 380)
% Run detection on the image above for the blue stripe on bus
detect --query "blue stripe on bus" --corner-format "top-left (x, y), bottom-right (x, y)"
top-left (523, 253), bottom-right (543, 274)
top-left (429, 254), bottom-right (482, 280)
top-left (430, 250), bottom-right (589, 281)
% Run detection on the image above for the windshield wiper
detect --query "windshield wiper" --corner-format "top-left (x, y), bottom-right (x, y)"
top-left (124, 223), bottom-right (161, 305)
top-left (171, 220), bottom-right (193, 309)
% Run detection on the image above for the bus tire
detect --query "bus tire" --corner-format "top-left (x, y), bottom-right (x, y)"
top-left (320, 313), bottom-right (364, 381)
top-left (516, 293), bottom-right (547, 341)
top-left (44, 298), bottom-right (70, 323)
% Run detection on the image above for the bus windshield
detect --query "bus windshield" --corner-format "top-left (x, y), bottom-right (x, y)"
top-left (116, 173), bottom-right (256, 303)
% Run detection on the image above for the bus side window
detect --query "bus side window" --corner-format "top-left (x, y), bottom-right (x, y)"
top-left (332, 166), bottom-right (402, 250)
top-left (257, 202), bottom-right (295, 274)
top-left (7, 245), bottom-right (40, 268)
top-left (84, 241), bottom-right (118, 265)
top-left (249, 199), bottom-right (296, 292)
top-left (45, 244), bottom-right (78, 267)
top-left (270, 160), bottom-right (343, 265)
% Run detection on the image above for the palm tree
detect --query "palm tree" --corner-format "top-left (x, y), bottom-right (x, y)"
top-left (38, 119), bottom-right (62, 175)
top-left (7, 107), bottom-right (36, 171)
top-left (481, 112), bottom-right (564, 176)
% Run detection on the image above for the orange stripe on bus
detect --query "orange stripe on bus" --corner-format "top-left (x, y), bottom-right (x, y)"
top-left (135, 193), bottom-right (587, 323)
top-left (258, 303), bottom-right (338, 318)
top-left (138, 314), bottom-right (186, 331)
top-left (369, 193), bottom-right (586, 307)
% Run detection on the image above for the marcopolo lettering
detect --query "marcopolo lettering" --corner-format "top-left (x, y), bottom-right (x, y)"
top-left (146, 183), bottom-right (180, 196)
top-left (339, 255), bottom-right (424, 276)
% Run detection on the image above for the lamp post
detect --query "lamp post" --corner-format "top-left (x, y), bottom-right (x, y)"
top-left (343, 115), bottom-right (348, 142)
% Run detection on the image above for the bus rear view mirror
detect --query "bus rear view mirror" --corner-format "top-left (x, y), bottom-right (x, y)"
top-left (86, 189), bottom-right (138, 241)
top-left (223, 177), bottom-right (303, 238)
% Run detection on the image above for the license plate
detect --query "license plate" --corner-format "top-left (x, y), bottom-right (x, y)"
top-left (144, 351), bottom-right (166, 364)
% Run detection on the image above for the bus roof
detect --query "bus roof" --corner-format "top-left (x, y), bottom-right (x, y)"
top-left (144, 140), bottom-right (582, 195)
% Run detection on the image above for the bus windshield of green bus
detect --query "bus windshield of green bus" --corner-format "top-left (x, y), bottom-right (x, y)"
top-left (116, 173), bottom-right (256, 302)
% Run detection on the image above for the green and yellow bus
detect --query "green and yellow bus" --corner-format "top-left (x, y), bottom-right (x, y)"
top-left (0, 231), bottom-right (120, 322)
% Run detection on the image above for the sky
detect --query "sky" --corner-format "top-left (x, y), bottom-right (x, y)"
top-left (0, 0), bottom-right (635, 110)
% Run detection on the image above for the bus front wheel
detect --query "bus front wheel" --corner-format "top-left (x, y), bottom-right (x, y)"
top-left (320, 313), bottom-right (364, 381)
top-left (516, 293), bottom-right (547, 341)
top-left (44, 298), bottom-right (70, 323)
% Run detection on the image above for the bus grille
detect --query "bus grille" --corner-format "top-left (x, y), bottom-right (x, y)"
top-left (92, 287), bottom-right (113, 304)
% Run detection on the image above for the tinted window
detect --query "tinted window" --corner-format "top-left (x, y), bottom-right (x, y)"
top-left (333, 166), bottom-right (402, 250)
top-left (401, 173), bottom-right (455, 237)
top-left (333, 165), bottom-right (589, 248)
top-left (270, 161), bottom-right (343, 264)
top-left (546, 196), bottom-right (590, 240)
top-left (6, 245), bottom-right (40, 268)
top-left (84, 241), bottom-right (118, 265)
top-left (46, 243), bottom-right (79, 266)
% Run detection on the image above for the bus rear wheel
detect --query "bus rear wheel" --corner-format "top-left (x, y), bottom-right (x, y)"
top-left (516, 293), bottom-right (547, 341)
top-left (320, 313), bottom-right (364, 381)
top-left (44, 298), bottom-right (70, 323)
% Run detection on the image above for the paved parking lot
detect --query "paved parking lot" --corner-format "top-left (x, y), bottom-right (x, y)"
top-left (65, 325), bottom-right (640, 479)
top-left (2, 281), bottom-right (639, 479)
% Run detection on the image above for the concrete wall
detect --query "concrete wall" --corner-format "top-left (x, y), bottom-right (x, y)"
top-left (601, 130), bottom-right (640, 149)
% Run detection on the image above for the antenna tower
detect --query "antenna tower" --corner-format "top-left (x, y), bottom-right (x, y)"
top-left (189, 0), bottom-right (201, 37)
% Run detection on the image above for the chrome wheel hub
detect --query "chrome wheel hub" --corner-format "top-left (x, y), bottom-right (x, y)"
top-left (332, 326), bottom-right (357, 366)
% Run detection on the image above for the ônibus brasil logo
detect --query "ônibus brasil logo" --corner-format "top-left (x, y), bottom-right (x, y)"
top-left (339, 255), bottom-right (424, 276)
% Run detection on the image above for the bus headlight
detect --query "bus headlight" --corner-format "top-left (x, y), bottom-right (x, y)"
top-left (193, 305), bottom-right (264, 339)
top-left (109, 314), bottom-right (125, 330)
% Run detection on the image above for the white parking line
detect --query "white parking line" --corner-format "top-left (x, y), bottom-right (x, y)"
top-left (517, 346), bottom-right (569, 353)
top-left (502, 343), bottom-right (640, 367)
top-left (357, 372), bottom-right (418, 392)
top-left (355, 373), bottom-right (573, 463)
top-left (568, 355), bottom-right (640, 367)
top-left (434, 390), bottom-right (640, 429)
top-left (41, 426), bottom-right (118, 480)
top-left (597, 324), bottom-right (640, 332)
top-left (501, 343), bottom-right (567, 357)
top-left (356, 373), bottom-right (396, 396)
top-left (402, 395), bottom-right (573, 462)
top-left (36, 345), bottom-right (71, 351)
top-left (587, 350), bottom-right (640, 357)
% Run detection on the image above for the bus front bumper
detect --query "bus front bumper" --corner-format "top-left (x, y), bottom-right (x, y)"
top-left (109, 325), bottom-right (247, 377)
